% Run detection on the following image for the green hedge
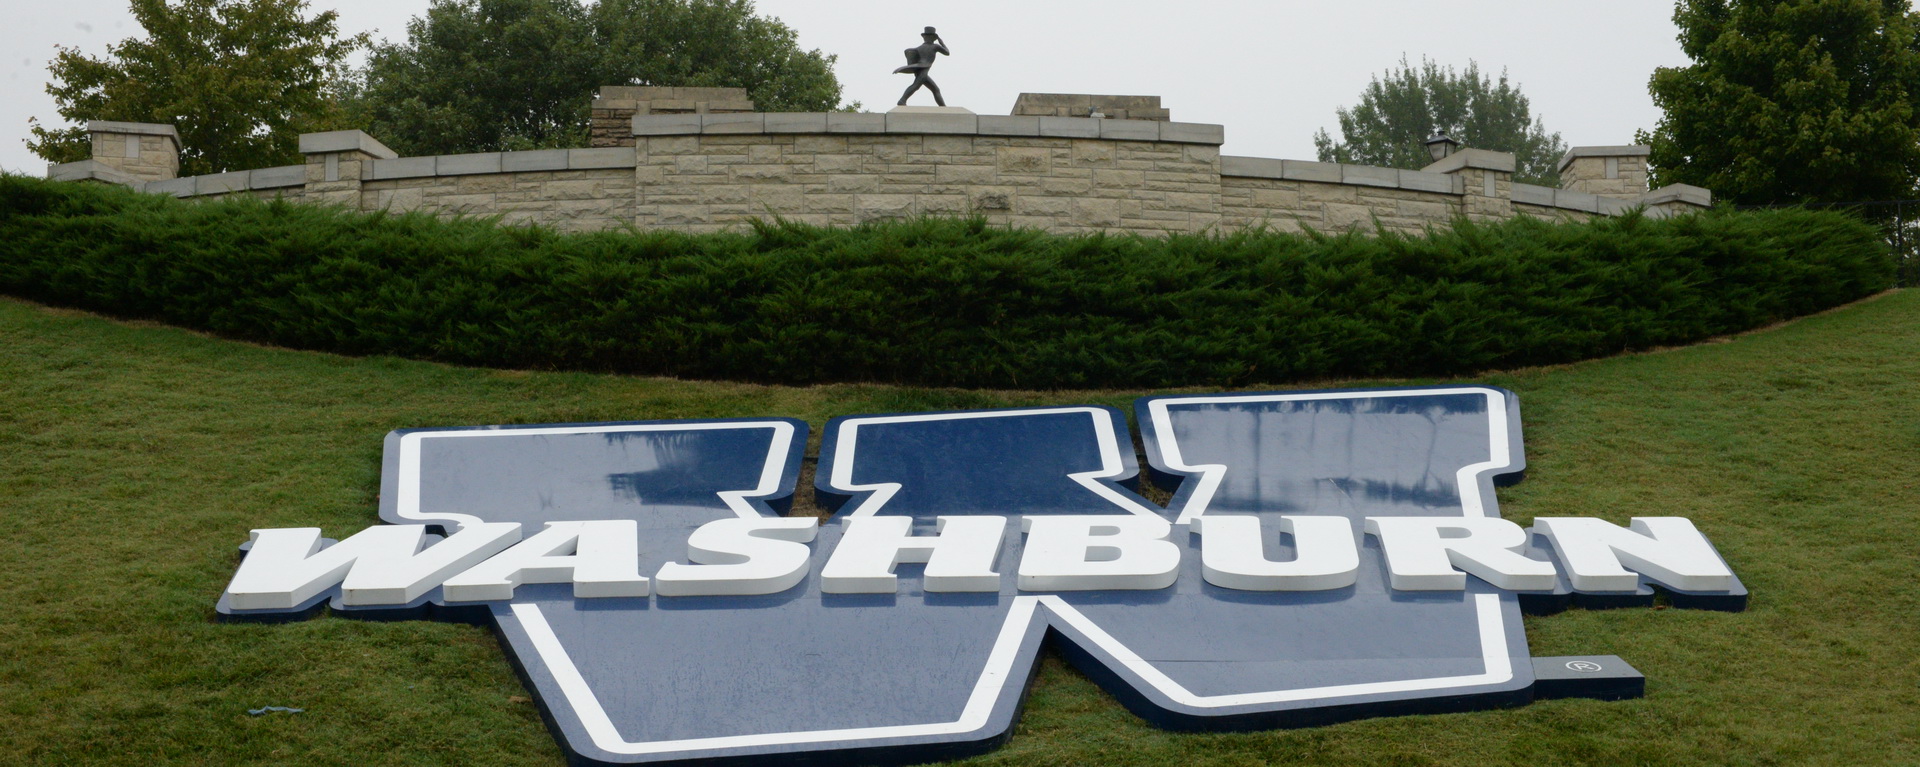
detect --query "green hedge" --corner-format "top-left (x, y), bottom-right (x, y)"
top-left (0, 174), bottom-right (1896, 389)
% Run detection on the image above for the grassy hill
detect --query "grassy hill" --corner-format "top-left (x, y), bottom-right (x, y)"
top-left (1, 290), bottom-right (1916, 766)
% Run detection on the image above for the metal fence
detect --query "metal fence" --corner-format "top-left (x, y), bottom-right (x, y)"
top-left (1737, 199), bottom-right (1920, 287)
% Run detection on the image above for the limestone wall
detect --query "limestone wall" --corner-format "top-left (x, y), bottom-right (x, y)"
top-left (628, 124), bottom-right (1220, 235)
top-left (48, 113), bottom-right (1713, 236)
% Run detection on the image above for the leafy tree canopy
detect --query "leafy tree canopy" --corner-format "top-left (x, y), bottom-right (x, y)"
top-left (1639, 0), bottom-right (1920, 205)
top-left (1314, 57), bottom-right (1567, 185)
top-left (354, 0), bottom-right (846, 155)
top-left (27, 0), bottom-right (365, 176)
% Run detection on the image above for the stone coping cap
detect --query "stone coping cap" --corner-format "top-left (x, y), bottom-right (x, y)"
top-left (1641, 183), bottom-right (1711, 207)
top-left (629, 112), bottom-right (1225, 145)
top-left (1221, 156), bottom-right (1464, 194)
top-left (366, 147), bottom-right (637, 181)
top-left (1557, 145), bottom-right (1651, 171)
top-left (128, 165), bottom-right (308, 197)
top-left (1421, 148), bottom-right (1517, 174)
top-left (298, 130), bottom-right (398, 160)
top-left (47, 159), bottom-right (141, 186)
top-left (87, 121), bottom-right (180, 145)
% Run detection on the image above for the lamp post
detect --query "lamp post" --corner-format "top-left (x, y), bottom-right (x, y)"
top-left (1425, 131), bottom-right (1460, 162)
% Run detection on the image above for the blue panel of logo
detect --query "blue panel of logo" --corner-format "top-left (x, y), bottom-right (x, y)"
top-left (216, 386), bottom-right (1747, 766)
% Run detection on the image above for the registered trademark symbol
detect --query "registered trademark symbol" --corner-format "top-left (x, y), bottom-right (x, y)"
top-left (1565, 661), bottom-right (1604, 673)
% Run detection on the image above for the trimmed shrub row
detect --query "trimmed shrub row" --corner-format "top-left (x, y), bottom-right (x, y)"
top-left (0, 174), bottom-right (1896, 389)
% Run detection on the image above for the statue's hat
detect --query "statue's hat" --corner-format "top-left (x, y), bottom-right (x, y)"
top-left (923, 26), bottom-right (938, 36)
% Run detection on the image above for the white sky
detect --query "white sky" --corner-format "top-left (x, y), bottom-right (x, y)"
top-left (0, 1), bottom-right (1686, 175)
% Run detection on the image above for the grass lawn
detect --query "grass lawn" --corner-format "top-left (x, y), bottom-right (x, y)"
top-left (1, 290), bottom-right (1916, 766)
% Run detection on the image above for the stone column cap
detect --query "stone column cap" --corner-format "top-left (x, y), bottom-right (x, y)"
top-left (298, 130), bottom-right (398, 159)
top-left (1558, 145), bottom-right (1651, 172)
top-left (87, 121), bottom-right (180, 146)
top-left (1641, 183), bottom-right (1711, 207)
top-left (1421, 147), bottom-right (1516, 174)
top-left (47, 158), bottom-right (142, 186)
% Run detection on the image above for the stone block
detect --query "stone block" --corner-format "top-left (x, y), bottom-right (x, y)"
top-left (437, 153), bottom-right (504, 176)
top-left (1099, 119), bottom-right (1160, 141)
top-left (1221, 156), bottom-right (1285, 179)
top-left (765, 113), bottom-right (829, 133)
top-left (1510, 183), bottom-right (1556, 206)
top-left (1038, 117), bottom-right (1101, 139)
top-left (815, 154), bottom-right (863, 173)
top-left (856, 194), bottom-right (916, 222)
top-left (370, 157), bottom-right (435, 180)
top-left (1165, 191), bottom-right (1215, 212)
top-left (502, 149), bottom-right (569, 172)
top-left (456, 173), bottom-right (514, 193)
top-left (544, 180), bottom-right (602, 200)
top-left (656, 205), bottom-right (713, 225)
top-left (702, 113), bottom-right (766, 134)
top-left (828, 174), bottom-right (881, 193)
top-left (145, 177), bottom-right (196, 197)
top-left (886, 111), bottom-right (978, 134)
top-left (1010, 195), bottom-right (1067, 217)
top-left (970, 188), bottom-right (1013, 211)
top-left (806, 194), bottom-right (856, 214)
top-left (1641, 183), bottom-right (1712, 207)
top-left (1596, 196), bottom-right (1637, 216)
top-left (1092, 168), bottom-right (1145, 188)
top-left (936, 164), bottom-right (997, 184)
top-left (1554, 188), bottom-right (1601, 213)
top-left (1399, 170), bottom-right (1458, 194)
top-left (1072, 140), bottom-right (1115, 167)
top-left (46, 159), bottom-right (139, 186)
top-left (791, 135), bottom-right (848, 154)
top-left (569, 147), bottom-right (637, 169)
top-left (298, 130), bottom-right (398, 159)
top-left (1072, 197), bottom-right (1121, 226)
top-left (827, 113), bottom-right (888, 133)
top-left (1300, 181), bottom-right (1358, 203)
top-left (1421, 148), bottom-right (1516, 174)
top-left (195, 171), bottom-right (251, 195)
top-left (1252, 187), bottom-right (1303, 210)
top-left (979, 115), bottom-right (1040, 136)
top-left (645, 136), bottom-right (700, 155)
top-left (733, 165), bottom-right (791, 181)
top-left (1340, 164), bottom-right (1399, 188)
top-left (997, 147), bottom-right (1051, 174)
top-left (1557, 144), bottom-right (1651, 172)
top-left (1281, 160), bottom-right (1342, 183)
top-left (1157, 122), bottom-right (1225, 145)
top-left (250, 165), bottom-right (307, 189)
top-left (633, 114), bottom-right (705, 136)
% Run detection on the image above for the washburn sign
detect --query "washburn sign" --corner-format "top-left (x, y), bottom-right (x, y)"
top-left (217, 386), bottom-right (1746, 766)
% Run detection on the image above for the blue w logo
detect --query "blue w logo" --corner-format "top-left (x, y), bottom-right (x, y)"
top-left (218, 386), bottom-right (1743, 766)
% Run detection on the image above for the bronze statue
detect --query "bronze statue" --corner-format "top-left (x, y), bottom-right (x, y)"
top-left (894, 27), bottom-right (949, 106)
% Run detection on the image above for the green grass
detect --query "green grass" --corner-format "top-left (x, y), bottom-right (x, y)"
top-left (1, 291), bottom-right (1917, 766)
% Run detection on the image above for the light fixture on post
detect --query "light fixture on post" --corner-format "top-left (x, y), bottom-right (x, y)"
top-left (1425, 131), bottom-right (1460, 162)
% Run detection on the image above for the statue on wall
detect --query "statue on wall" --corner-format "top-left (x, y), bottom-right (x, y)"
top-left (894, 27), bottom-right (949, 106)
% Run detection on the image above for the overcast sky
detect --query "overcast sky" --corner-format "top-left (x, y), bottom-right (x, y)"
top-left (1, 1), bottom-right (1687, 175)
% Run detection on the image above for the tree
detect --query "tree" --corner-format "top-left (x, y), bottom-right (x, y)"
top-left (27, 0), bottom-right (365, 176)
top-left (355, 0), bottom-right (846, 156)
top-left (1639, 0), bottom-right (1920, 205)
top-left (1313, 58), bottom-right (1567, 185)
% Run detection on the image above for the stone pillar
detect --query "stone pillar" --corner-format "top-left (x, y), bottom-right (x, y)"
top-left (591, 86), bottom-right (755, 147)
top-left (1559, 145), bottom-right (1650, 199)
top-left (298, 130), bottom-right (397, 208)
top-left (86, 121), bottom-right (180, 183)
top-left (1422, 148), bottom-right (1515, 221)
top-left (1011, 93), bottom-right (1171, 121)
